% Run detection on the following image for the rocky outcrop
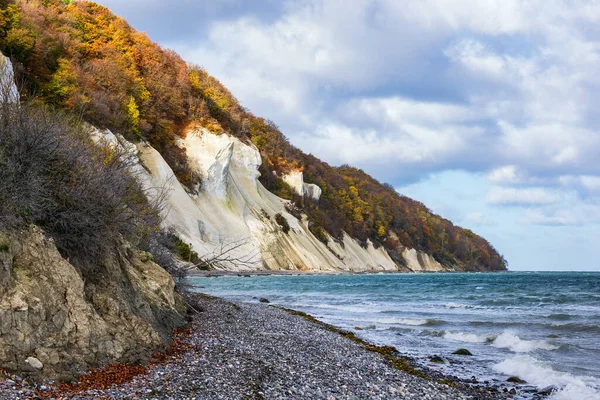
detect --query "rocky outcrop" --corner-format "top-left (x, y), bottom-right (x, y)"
top-left (402, 248), bottom-right (447, 272)
top-left (0, 54), bottom-right (19, 103)
top-left (283, 170), bottom-right (322, 201)
top-left (0, 226), bottom-right (186, 381)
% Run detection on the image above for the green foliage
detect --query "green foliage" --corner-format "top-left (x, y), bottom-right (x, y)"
top-left (173, 237), bottom-right (199, 264)
top-left (45, 58), bottom-right (77, 105)
top-left (274, 213), bottom-right (290, 234)
top-left (0, 242), bottom-right (9, 252)
top-left (3, 26), bottom-right (35, 61)
top-left (309, 222), bottom-right (328, 245)
top-left (126, 95), bottom-right (140, 136)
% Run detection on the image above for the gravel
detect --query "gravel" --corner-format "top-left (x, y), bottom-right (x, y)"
top-left (0, 294), bottom-right (506, 399)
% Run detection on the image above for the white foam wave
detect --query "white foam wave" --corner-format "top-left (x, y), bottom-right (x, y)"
top-left (395, 318), bottom-right (429, 326)
top-left (368, 317), bottom-right (429, 326)
top-left (442, 302), bottom-right (470, 309)
top-left (494, 355), bottom-right (600, 400)
top-left (443, 331), bottom-right (491, 343)
top-left (323, 315), bottom-right (430, 326)
top-left (309, 303), bottom-right (382, 314)
top-left (492, 331), bottom-right (559, 353)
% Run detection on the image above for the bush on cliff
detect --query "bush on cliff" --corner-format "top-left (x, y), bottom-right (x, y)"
top-left (0, 101), bottom-right (161, 270)
top-left (275, 213), bottom-right (290, 234)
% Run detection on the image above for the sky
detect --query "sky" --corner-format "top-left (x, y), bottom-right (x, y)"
top-left (95, 0), bottom-right (600, 271)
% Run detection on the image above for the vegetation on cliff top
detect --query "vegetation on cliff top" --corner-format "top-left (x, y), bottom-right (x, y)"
top-left (0, 0), bottom-right (506, 271)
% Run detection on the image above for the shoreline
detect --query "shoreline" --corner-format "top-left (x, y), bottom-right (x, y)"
top-left (189, 269), bottom-right (511, 278)
top-left (1, 294), bottom-right (528, 399)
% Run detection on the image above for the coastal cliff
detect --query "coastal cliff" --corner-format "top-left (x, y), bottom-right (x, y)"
top-left (94, 126), bottom-right (450, 272)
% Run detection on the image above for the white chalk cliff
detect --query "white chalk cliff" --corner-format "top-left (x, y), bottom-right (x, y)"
top-left (0, 54), bottom-right (19, 103)
top-left (93, 126), bottom-right (446, 272)
top-left (283, 170), bottom-right (322, 201)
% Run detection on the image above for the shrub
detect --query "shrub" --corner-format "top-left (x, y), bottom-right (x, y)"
top-left (309, 222), bottom-right (328, 245)
top-left (0, 101), bottom-right (161, 270)
top-left (174, 237), bottom-right (199, 264)
top-left (274, 213), bottom-right (290, 234)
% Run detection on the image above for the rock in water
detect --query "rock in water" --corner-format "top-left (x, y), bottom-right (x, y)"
top-left (507, 376), bottom-right (527, 384)
top-left (259, 298), bottom-right (270, 303)
top-left (430, 355), bottom-right (445, 363)
top-left (452, 348), bottom-right (473, 356)
top-left (537, 385), bottom-right (557, 395)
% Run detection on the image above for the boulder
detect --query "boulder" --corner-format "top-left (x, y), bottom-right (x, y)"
top-left (452, 348), bottom-right (473, 356)
top-left (429, 355), bottom-right (445, 364)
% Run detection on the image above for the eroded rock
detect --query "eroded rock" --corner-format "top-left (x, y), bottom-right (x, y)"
top-left (0, 226), bottom-right (186, 381)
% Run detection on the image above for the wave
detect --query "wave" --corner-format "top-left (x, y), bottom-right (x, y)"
top-left (443, 331), bottom-right (493, 343)
top-left (547, 313), bottom-right (572, 321)
top-left (491, 331), bottom-right (559, 353)
top-left (442, 302), bottom-right (471, 309)
top-left (494, 355), bottom-right (600, 400)
top-left (323, 314), bottom-right (444, 327)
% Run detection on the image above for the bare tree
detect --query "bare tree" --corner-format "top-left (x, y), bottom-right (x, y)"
top-left (191, 237), bottom-right (261, 271)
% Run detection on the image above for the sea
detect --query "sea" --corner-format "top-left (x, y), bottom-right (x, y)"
top-left (190, 272), bottom-right (600, 400)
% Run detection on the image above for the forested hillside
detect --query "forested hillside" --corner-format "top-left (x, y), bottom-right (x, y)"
top-left (0, 0), bottom-right (507, 271)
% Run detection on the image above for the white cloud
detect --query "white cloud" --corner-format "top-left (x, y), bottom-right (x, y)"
top-left (559, 175), bottom-right (600, 197)
top-left (522, 209), bottom-right (581, 226)
top-left (487, 166), bottom-right (521, 185)
top-left (486, 187), bottom-right (560, 206)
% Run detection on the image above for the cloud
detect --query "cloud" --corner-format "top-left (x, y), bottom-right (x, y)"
top-left (559, 175), bottom-right (600, 198)
top-left (487, 166), bottom-right (521, 185)
top-left (486, 187), bottom-right (560, 206)
top-left (522, 209), bottom-right (581, 226)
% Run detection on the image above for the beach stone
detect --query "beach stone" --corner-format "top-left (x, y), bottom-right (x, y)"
top-left (537, 385), bottom-right (557, 395)
top-left (259, 297), bottom-right (270, 303)
top-left (506, 376), bottom-right (527, 384)
top-left (452, 348), bottom-right (473, 356)
top-left (24, 357), bottom-right (43, 370)
top-left (430, 355), bottom-right (445, 364)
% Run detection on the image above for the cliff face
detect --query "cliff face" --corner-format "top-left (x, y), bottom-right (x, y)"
top-left (0, 227), bottom-right (186, 381)
top-left (92, 126), bottom-right (448, 273)
top-left (0, 54), bottom-right (18, 103)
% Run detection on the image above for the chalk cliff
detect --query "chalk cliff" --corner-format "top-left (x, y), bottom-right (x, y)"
top-left (0, 54), bottom-right (19, 103)
top-left (283, 170), bottom-right (322, 201)
top-left (94, 126), bottom-right (449, 273)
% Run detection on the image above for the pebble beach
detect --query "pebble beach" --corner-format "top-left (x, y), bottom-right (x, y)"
top-left (1, 294), bottom-right (512, 399)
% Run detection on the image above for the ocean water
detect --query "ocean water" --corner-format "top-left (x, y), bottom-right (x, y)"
top-left (190, 272), bottom-right (600, 400)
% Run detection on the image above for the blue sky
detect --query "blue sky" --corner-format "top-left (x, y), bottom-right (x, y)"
top-left (96, 0), bottom-right (600, 271)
